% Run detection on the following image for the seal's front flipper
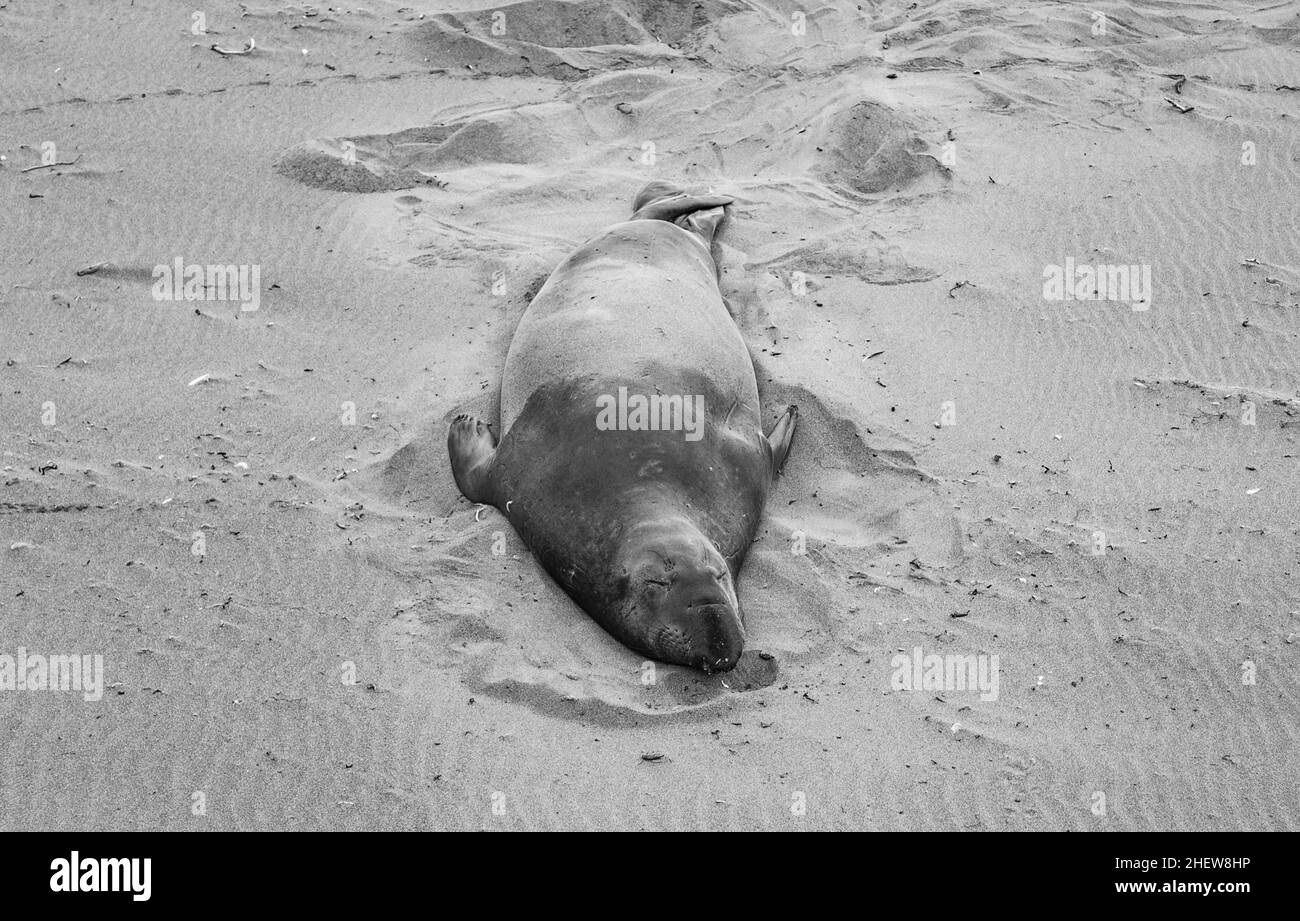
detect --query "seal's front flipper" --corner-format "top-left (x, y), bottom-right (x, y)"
top-left (448, 412), bottom-right (497, 504)
top-left (765, 404), bottom-right (799, 477)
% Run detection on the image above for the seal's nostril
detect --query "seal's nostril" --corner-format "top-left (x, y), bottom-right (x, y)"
top-left (706, 652), bottom-right (738, 674)
top-left (699, 654), bottom-right (732, 675)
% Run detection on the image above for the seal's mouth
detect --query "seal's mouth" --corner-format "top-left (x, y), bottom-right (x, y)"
top-left (649, 603), bottom-right (744, 673)
top-left (693, 601), bottom-right (744, 673)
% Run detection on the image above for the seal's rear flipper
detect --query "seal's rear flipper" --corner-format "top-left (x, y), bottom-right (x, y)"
top-left (674, 206), bottom-right (726, 245)
top-left (765, 404), bottom-right (799, 477)
top-left (631, 180), bottom-right (733, 238)
top-left (448, 412), bottom-right (498, 503)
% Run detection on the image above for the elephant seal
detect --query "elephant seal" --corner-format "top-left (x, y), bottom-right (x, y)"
top-left (448, 180), bottom-right (797, 673)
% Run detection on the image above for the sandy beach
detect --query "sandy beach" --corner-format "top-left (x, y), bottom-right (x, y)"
top-left (1, 0), bottom-right (1297, 830)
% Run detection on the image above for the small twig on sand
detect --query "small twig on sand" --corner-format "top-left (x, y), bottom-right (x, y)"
top-left (21, 156), bottom-right (80, 173)
top-left (1164, 97), bottom-right (1194, 114)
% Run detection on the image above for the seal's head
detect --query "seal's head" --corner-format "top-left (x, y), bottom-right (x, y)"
top-left (615, 517), bottom-right (745, 672)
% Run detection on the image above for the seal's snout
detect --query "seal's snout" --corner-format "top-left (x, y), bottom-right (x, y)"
top-left (696, 602), bottom-right (745, 674)
top-left (641, 589), bottom-right (745, 673)
top-left (659, 571), bottom-right (744, 673)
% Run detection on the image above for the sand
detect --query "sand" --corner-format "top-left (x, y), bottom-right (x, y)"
top-left (0, 0), bottom-right (1296, 830)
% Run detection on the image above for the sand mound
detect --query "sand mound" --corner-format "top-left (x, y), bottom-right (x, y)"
top-left (275, 139), bottom-right (440, 193)
top-left (819, 101), bottom-right (949, 198)
top-left (410, 0), bottom-right (741, 80)
top-left (757, 239), bottom-right (940, 286)
top-left (276, 104), bottom-right (595, 196)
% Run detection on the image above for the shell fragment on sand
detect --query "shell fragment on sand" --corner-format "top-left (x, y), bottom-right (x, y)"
top-left (210, 38), bottom-right (256, 56)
